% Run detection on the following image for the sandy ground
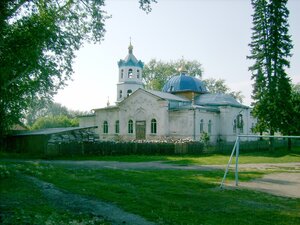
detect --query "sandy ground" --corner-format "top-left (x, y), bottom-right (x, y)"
top-left (234, 172), bottom-right (300, 198)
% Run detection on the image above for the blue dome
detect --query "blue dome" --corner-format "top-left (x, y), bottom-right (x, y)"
top-left (162, 73), bottom-right (207, 93)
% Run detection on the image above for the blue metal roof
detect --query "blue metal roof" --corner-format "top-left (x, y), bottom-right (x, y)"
top-left (195, 93), bottom-right (248, 108)
top-left (162, 73), bottom-right (208, 93)
top-left (118, 52), bottom-right (144, 68)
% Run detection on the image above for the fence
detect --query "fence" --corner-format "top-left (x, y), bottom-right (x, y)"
top-left (45, 141), bottom-right (205, 157)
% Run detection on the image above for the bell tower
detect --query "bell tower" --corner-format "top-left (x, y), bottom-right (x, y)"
top-left (117, 41), bottom-right (144, 102)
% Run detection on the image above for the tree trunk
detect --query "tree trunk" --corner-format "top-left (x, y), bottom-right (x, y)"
top-left (269, 129), bottom-right (274, 151)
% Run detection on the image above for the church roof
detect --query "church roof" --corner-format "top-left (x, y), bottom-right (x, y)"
top-left (162, 73), bottom-right (207, 94)
top-left (195, 93), bottom-right (248, 108)
top-left (146, 90), bottom-right (190, 102)
top-left (118, 43), bottom-right (144, 68)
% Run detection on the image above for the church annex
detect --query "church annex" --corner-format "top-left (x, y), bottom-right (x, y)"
top-left (79, 43), bottom-right (256, 143)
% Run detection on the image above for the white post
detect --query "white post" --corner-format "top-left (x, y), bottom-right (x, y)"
top-left (220, 137), bottom-right (238, 188)
top-left (235, 136), bottom-right (240, 186)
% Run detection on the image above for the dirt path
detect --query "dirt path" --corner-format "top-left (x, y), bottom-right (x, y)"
top-left (8, 159), bottom-right (300, 172)
top-left (26, 175), bottom-right (156, 225)
top-left (235, 172), bottom-right (300, 198)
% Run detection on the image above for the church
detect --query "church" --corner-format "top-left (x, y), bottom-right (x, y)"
top-left (79, 43), bottom-right (256, 143)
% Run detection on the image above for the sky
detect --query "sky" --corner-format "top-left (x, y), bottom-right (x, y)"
top-left (54, 0), bottom-right (300, 111)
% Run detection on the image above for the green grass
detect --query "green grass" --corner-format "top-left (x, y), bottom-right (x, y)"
top-left (1, 161), bottom-right (299, 225)
top-left (0, 164), bottom-right (109, 224)
top-left (2, 147), bottom-right (300, 165)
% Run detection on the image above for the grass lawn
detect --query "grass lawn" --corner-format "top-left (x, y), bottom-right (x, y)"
top-left (1, 160), bottom-right (300, 225)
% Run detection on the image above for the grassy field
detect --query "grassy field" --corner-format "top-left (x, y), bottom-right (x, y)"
top-left (1, 150), bottom-right (300, 225)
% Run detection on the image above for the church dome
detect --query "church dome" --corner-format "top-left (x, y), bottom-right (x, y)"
top-left (162, 73), bottom-right (207, 94)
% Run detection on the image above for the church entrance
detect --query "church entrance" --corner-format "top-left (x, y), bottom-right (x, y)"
top-left (136, 121), bottom-right (146, 139)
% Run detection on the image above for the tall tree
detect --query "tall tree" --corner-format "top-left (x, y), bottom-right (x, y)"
top-left (0, 0), bottom-right (156, 138)
top-left (248, 0), bottom-right (293, 137)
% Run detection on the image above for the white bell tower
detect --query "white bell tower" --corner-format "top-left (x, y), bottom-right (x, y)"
top-left (117, 41), bottom-right (144, 102)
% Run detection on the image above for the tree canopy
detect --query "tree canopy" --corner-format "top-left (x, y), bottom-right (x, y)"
top-left (0, 0), bottom-right (156, 137)
top-left (248, 0), bottom-right (293, 136)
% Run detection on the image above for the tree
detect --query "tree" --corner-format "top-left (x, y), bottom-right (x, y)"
top-left (289, 83), bottom-right (300, 135)
top-left (25, 101), bottom-right (88, 126)
top-left (248, 0), bottom-right (293, 139)
top-left (31, 115), bottom-right (79, 130)
top-left (0, 0), bottom-right (156, 138)
top-left (143, 59), bottom-right (244, 102)
top-left (143, 58), bottom-right (203, 90)
top-left (203, 78), bottom-right (244, 103)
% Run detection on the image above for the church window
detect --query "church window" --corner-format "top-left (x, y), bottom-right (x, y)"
top-left (200, 119), bottom-right (204, 133)
top-left (233, 119), bottom-right (237, 133)
top-left (119, 90), bottom-right (123, 99)
top-left (121, 69), bottom-right (124, 79)
top-left (137, 69), bottom-right (140, 78)
top-left (128, 120), bottom-right (133, 133)
top-left (103, 121), bottom-right (108, 134)
top-left (208, 120), bottom-right (212, 134)
top-left (128, 68), bottom-right (133, 78)
top-left (127, 89), bottom-right (132, 97)
top-left (115, 120), bottom-right (119, 134)
top-left (151, 119), bottom-right (157, 134)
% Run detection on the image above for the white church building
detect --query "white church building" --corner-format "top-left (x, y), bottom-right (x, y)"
top-left (80, 43), bottom-right (256, 143)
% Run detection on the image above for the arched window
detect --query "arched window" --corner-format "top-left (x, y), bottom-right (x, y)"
top-left (115, 120), bottom-right (119, 134)
top-left (128, 68), bottom-right (133, 78)
top-left (208, 120), bottom-right (212, 134)
top-left (151, 119), bottom-right (157, 134)
top-left (128, 120), bottom-right (133, 134)
top-left (127, 89), bottom-right (132, 97)
top-left (233, 119), bottom-right (237, 133)
top-left (137, 69), bottom-right (140, 78)
top-left (121, 69), bottom-right (124, 79)
top-left (200, 119), bottom-right (204, 133)
top-left (119, 90), bottom-right (122, 99)
top-left (103, 121), bottom-right (108, 134)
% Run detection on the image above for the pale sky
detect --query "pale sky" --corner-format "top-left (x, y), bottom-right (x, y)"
top-left (54, 0), bottom-right (300, 111)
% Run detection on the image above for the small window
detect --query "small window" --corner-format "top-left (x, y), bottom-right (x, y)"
top-left (127, 89), bottom-right (132, 97)
top-left (128, 120), bottom-right (133, 133)
top-left (200, 119), bottom-right (204, 133)
top-left (208, 120), bottom-right (212, 134)
top-left (115, 120), bottom-right (119, 134)
top-left (103, 121), bottom-right (108, 134)
top-left (151, 119), bottom-right (157, 134)
top-left (137, 69), bottom-right (140, 78)
top-left (128, 68), bottom-right (133, 78)
top-left (119, 90), bottom-right (122, 99)
top-left (121, 69), bottom-right (124, 79)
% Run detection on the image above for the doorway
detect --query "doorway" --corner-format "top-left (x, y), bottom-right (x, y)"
top-left (136, 121), bottom-right (146, 139)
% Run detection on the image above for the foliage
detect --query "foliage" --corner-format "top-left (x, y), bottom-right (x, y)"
top-left (289, 83), bottom-right (300, 135)
top-left (25, 101), bottom-right (89, 126)
top-left (248, 0), bottom-right (293, 135)
top-left (143, 58), bottom-right (203, 90)
top-left (30, 115), bottom-right (79, 130)
top-left (0, 0), bottom-right (156, 138)
top-left (0, 0), bottom-right (107, 137)
top-left (203, 78), bottom-right (244, 103)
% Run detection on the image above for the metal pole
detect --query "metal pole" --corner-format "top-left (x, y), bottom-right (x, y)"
top-left (235, 136), bottom-right (240, 186)
top-left (220, 137), bottom-right (238, 188)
